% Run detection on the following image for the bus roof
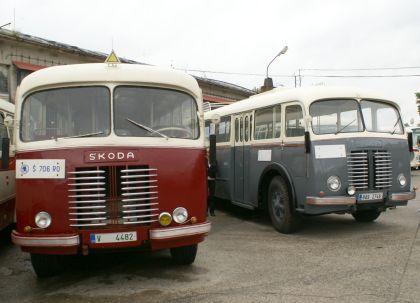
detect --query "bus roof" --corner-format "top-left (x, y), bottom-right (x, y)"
top-left (18, 63), bottom-right (202, 99)
top-left (205, 86), bottom-right (399, 118)
top-left (0, 98), bottom-right (15, 114)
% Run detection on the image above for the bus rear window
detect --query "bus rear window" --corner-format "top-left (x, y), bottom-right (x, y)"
top-left (310, 99), bottom-right (363, 135)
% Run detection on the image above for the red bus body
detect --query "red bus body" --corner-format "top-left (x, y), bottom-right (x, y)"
top-left (11, 63), bottom-right (210, 276)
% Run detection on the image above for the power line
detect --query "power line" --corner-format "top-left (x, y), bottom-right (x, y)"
top-left (175, 66), bottom-right (420, 78)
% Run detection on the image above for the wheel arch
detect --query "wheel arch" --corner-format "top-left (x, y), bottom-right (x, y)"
top-left (257, 162), bottom-right (297, 211)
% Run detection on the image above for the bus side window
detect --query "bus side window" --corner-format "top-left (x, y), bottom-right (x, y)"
top-left (245, 116), bottom-right (249, 142)
top-left (255, 107), bottom-right (274, 140)
top-left (235, 118), bottom-right (239, 142)
top-left (286, 105), bottom-right (304, 137)
top-left (274, 105), bottom-right (281, 138)
top-left (240, 117), bottom-right (243, 142)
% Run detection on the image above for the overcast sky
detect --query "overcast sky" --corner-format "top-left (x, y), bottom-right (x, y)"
top-left (1, 0), bottom-right (420, 122)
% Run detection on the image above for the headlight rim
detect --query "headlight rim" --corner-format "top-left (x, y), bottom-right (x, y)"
top-left (173, 207), bottom-right (188, 224)
top-left (327, 175), bottom-right (341, 192)
top-left (397, 173), bottom-right (407, 188)
top-left (35, 211), bottom-right (52, 229)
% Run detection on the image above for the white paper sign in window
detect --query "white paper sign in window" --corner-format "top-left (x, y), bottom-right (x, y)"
top-left (314, 145), bottom-right (346, 159)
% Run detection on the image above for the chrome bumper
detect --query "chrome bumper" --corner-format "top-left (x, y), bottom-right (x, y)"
top-left (150, 221), bottom-right (211, 240)
top-left (389, 190), bottom-right (416, 202)
top-left (11, 230), bottom-right (80, 247)
top-left (306, 196), bottom-right (356, 206)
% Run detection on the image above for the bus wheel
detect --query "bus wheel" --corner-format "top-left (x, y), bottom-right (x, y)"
top-left (30, 253), bottom-right (63, 278)
top-left (170, 244), bottom-right (198, 265)
top-left (352, 209), bottom-right (381, 222)
top-left (268, 176), bottom-right (301, 233)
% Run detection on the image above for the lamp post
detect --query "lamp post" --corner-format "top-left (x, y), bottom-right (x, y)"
top-left (261, 46), bottom-right (288, 92)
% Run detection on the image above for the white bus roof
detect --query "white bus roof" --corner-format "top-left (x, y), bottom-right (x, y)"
top-left (0, 98), bottom-right (15, 114)
top-left (205, 86), bottom-right (399, 118)
top-left (18, 63), bottom-right (202, 99)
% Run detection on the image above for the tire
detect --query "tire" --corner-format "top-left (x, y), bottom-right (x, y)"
top-left (30, 253), bottom-right (64, 278)
top-left (170, 244), bottom-right (198, 265)
top-left (267, 176), bottom-right (301, 233)
top-left (352, 209), bottom-right (381, 222)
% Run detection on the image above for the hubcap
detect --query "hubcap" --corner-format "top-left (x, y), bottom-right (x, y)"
top-left (272, 191), bottom-right (285, 220)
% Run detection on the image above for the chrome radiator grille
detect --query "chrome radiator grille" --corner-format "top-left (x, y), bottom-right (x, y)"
top-left (68, 166), bottom-right (159, 228)
top-left (347, 150), bottom-right (392, 190)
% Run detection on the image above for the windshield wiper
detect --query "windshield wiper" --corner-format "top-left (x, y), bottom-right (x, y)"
top-left (126, 118), bottom-right (169, 139)
top-left (335, 119), bottom-right (356, 135)
top-left (59, 131), bottom-right (104, 140)
top-left (391, 116), bottom-right (402, 135)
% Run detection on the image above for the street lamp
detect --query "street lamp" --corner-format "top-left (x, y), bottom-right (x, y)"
top-left (261, 46), bottom-right (288, 92)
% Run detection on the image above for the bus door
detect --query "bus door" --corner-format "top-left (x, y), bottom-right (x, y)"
top-left (281, 102), bottom-right (305, 178)
top-left (233, 112), bottom-right (253, 206)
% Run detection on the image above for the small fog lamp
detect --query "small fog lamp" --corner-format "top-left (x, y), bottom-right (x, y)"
top-left (398, 174), bottom-right (407, 187)
top-left (327, 176), bottom-right (341, 192)
top-left (35, 211), bottom-right (52, 229)
top-left (158, 212), bottom-right (172, 227)
top-left (173, 207), bottom-right (188, 224)
top-left (347, 186), bottom-right (356, 196)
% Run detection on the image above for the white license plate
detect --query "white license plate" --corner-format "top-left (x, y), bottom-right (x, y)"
top-left (90, 231), bottom-right (137, 244)
top-left (358, 192), bottom-right (383, 201)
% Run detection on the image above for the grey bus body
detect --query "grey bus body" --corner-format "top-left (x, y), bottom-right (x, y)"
top-left (205, 87), bottom-right (416, 233)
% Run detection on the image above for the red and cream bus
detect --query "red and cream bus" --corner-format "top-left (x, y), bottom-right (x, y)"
top-left (0, 98), bottom-right (15, 232)
top-left (11, 62), bottom-right (211, 277)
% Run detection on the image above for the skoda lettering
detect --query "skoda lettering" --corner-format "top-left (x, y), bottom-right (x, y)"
top-left (85, 150), bottom-right (137, 163)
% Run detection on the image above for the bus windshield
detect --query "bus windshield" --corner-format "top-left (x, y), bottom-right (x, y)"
top-left (310, 99), bottom-right (403, 135)
top-left (21, 86), bottom-right (110, 142)
top-left (114, 86), bottom-right (199, 139)
top-left (310, 99), bottom-right (363, 135)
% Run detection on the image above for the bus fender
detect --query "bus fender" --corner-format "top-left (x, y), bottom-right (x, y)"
top-left (257, 162), bottom-right (297, 211)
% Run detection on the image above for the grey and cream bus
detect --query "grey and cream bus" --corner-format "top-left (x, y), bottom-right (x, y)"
top-left (204, 86), bottom-right (416, 233)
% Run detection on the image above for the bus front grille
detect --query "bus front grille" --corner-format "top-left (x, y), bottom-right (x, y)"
top-left (347, 150), bottom-right (392, 191)
top-left (68, 166), bottom-right (159, 228)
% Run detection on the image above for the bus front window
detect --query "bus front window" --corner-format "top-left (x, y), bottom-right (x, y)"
top-left (20, 87), bottom-right (110, 142)
top-left (361, 100), bottom-right (403, 134)
top-left (310, 99), bottom-right (363, 135)
top-left (114, 86), bottom-right (199, 139)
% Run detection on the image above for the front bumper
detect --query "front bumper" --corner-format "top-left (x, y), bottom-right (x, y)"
top-left (11, 221), bottom-right (211, 250)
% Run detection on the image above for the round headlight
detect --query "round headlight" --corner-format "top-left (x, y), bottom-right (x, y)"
top-left (35, 211), bottom-right (52, 228)
top-left (158, 212), bottom-right (172, 227)
top-left (327, 176), bottom-right (341, 192)
top-left (398, 173), bottom-right (407, 187)
top-left (173, 207), bottom-right (188, 224)
top-left (347, 185), bottom-right (356, 196)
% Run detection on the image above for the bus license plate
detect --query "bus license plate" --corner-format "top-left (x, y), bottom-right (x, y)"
top-left (358, 192), bottom-right (383, 201)
top-left (90, 232), bottom-right (137, 244)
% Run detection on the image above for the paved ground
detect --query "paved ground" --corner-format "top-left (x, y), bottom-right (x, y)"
top-left (1, 174), bottom-right (419, 303)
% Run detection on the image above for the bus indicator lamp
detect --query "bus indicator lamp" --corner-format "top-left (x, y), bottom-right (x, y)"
top-left (158, 212), bottom-right (172, 227)
top-left (347, 186), bottom-right (356, 196)
top-left (35, 212), bottom-right (52, 229)
top-left (173, 207), bottom-right (188, 224)
top-left (24, 226), bottom-right (32, 233)
top-left (319, 191), bottom-right (325, 197)
top-left (190, 216), bottom-right (197, 224)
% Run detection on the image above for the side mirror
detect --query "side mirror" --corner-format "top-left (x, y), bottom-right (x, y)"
top-left (305, 131), bottom-right (311, 154)
top-left (408, 133), bottom-right (414, 152)
top-left (1, 137), bottom-right (10, 170)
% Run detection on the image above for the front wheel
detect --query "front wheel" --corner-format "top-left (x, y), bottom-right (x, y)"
top-left (170, 244), bottom-right (198, 265)
top-left (267, 176), bottom-right (301, 233)
top-left (352, 209), bottom-right (381, 222)
top-left (30, 253), bottom-right (64, 278)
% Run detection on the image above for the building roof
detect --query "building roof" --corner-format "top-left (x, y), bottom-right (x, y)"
top-left (0, 28), bottom-right (254, 97)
